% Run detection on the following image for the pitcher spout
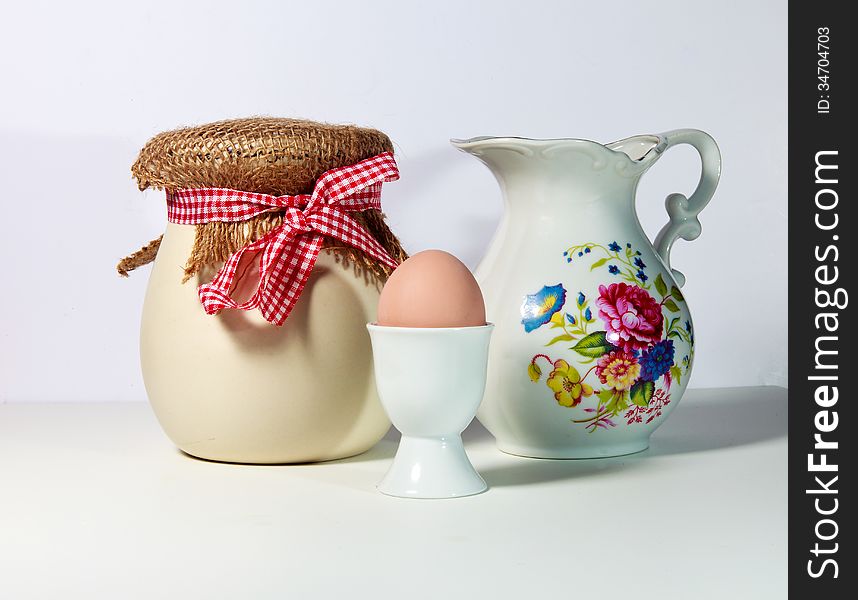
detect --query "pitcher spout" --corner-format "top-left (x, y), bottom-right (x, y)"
top-left (451, 135), bottom-right (667, 184)
top-left (450, 136), bottom-right (541, 181)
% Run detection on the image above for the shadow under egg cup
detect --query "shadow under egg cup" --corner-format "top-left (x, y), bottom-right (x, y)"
top-left (366, 323), bottom-right (494, 499)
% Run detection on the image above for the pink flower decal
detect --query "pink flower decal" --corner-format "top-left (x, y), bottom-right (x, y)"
top-left (595, 283), bottom-right (663, 351)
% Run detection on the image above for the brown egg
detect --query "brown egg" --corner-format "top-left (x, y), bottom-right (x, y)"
top-left (377, 250), bottom-right (486, 328)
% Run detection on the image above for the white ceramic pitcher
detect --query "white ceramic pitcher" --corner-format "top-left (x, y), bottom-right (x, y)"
top-left (453, 130), bottom-right (721, 458)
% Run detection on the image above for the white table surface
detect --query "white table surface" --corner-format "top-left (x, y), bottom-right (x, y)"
top-left (0, 387), bottom-right (787, 600)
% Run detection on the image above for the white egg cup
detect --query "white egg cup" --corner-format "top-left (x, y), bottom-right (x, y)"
top-left (366, 323), bottom-right (494, 499)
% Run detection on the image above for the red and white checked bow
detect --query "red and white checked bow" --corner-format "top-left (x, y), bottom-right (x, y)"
top-left (167, 152), bottom-right (400, 325)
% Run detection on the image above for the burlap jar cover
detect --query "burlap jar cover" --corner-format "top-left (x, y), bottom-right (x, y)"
top-left (121, 118), bottom-right (406, 464)
top-left (119, 117), bottom-right (407, 288)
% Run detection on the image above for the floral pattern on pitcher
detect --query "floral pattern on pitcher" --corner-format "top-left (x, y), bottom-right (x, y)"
top-left (564, 241), bottom-right (652, 287)
top-left (524, 241), bottom-right (694, 432)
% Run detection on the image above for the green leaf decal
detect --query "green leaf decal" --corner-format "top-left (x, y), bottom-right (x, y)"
top-left (670, 365), bottom-right (682, 386)
top-left (589, 257), bottom-right (610, 271)
top-left (605, 390), bottom-right (630, 415)
top-left (597, 388), bottom-right (614, 403)
top-left (654, 273), bottom-right (667, 296)
top-left (528, 363), bottom-right (542, 382)
top-left (630, 380), bottom-right (655, 407)
top-left (663, 298), bottom-right (680, 313)
top-left (570, 331), bottom-right (616, 358)
top-left (671, 286), bottom-right (685, 301)
top-left (547, 334), bottom-right (574, 346)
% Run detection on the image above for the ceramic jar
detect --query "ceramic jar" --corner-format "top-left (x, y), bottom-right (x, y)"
top-left (125, 118), bottom-right (403, 463)
top-left (141, 223), bottom-right (390, 463)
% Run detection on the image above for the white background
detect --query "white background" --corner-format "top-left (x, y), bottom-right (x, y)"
top-left (0, 0), bottom-right (786, 402)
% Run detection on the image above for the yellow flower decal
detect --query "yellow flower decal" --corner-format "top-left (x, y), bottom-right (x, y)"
top-left (546, 359), bottom-right (593, 407)
top-left (596, 350), bottom-right (642, 391)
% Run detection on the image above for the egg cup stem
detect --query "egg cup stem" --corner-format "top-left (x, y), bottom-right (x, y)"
top-left (378, 435), bottom-right (486, 499)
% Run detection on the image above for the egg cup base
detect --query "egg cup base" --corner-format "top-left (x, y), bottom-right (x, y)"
top-left (377, 435), bottom-right (487, 499)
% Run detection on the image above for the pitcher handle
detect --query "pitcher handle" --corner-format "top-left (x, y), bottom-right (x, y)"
top-left (650, 129), bottom-right (721, 287)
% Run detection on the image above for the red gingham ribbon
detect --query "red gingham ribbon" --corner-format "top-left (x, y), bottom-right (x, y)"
top-left (166, 152), bottom-right (400, 325)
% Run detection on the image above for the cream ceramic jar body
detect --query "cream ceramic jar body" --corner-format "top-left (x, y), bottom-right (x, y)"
top-left (140, 222), bottom-right (390, 463)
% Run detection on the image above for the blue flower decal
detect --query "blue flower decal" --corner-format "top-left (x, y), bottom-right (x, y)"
top-left (608, 241), bottom-right (622, 252)
top-left (608, 265), bottom-right (620, 275)
top-left (639, 340), bottom-right (675, 381)
top-left (634, 257), bottom-right (646, 269)
top-left (577, 292), bottom-right (586, 307)
top-left (636, 270), bottom-right (648, 283)
top-left (584, 307), bottom-right (592, 321)
top-left (521, 284), bottom-right (567, 333)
